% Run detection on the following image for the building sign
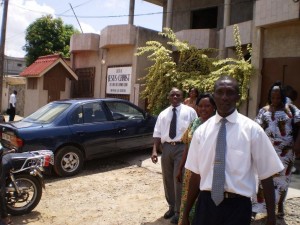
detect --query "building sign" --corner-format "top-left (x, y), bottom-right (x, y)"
top-left (106, 67), bottom-right (132, 95)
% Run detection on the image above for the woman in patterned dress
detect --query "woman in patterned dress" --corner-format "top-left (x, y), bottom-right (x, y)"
top-left (177, 94), bottom-right (216, 225)
top-left (252, 82), bottom-right (300, 219)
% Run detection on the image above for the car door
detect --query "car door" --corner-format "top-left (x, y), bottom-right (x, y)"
top-left (103, 101), bottom-right (153, 151)
top-left (68, 102), bottom-right (118, 159)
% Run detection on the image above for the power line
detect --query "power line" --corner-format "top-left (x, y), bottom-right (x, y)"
top-left (69, 3), bottom-right (83, 33)
top-left (57, 0), bottom-right (96, 16)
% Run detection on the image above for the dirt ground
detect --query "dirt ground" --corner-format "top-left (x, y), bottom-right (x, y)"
top-left (10, 150), bottom-right (300, 225)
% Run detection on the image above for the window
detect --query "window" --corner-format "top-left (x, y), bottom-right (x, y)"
top-left (70, 102), bottom-right (107, 124)
top-left (17, 63), bottom-right (23, 67)
top-left (24, 103), bottom-right (71, 124)
top-left (105, 102), bottom-right (144, 120)
top-left (27, 78), bottom-right (38, 89)
top-left (191, 7), bottom-right (218, 29)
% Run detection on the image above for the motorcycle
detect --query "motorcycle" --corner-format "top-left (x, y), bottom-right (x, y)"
top-left (3, 149), bottom-right (54, 216)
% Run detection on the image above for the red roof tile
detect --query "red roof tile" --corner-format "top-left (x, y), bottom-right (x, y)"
top-left (20, 54), bottom-right (62, 77)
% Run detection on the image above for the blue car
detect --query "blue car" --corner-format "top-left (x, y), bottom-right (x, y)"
top-left (0, 98), bottom-right (157, 176)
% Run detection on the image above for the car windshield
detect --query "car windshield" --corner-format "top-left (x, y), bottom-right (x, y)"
top-left (23, 103), bottom-right (71, 123)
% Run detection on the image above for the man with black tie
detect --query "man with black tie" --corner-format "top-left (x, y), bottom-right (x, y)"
top-left (151, 87), bottom-right (197, 224)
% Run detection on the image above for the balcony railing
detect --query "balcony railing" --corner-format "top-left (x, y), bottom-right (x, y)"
top-left (175, 29), bottom-right (217, 49)
top-left (70, 33), bottom-right (100, 52)
top-left (225, 21), bottom-right (253, 47)
top-left (100, 24), bottom-right (137, 48)
top-left (255, 0), bottom-right (299, 27)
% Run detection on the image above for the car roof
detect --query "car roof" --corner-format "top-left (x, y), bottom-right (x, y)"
top-left (51, 98), bottom-right (129, 104)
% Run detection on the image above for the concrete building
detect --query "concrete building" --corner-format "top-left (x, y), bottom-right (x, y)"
top-left (1, 56), bottom-right (26, 116)
top-left (3, 55), bottom-right (26, 75)
top-left (144, 0), bottom-right (300, 118)
top-left (70, 25), bottom-right (165, 110)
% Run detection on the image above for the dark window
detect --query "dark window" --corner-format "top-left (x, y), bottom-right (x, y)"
top-left (17, 63), bottom-right (22, 67)
top-left (191, 7), bottom-right (218, 29)
top-left (105, 102), bottom-right (144, 120)
top-left (72, 67), bottom-right (95, 98)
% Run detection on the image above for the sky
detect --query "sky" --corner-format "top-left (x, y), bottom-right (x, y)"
top-left (0, 0), bottom-right (163, 57)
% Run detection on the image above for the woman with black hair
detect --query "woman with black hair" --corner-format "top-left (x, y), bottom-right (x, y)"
top-left (177, 93), bottom-right (216, 224)
top-left (252, 81), bottom-right (300, 220)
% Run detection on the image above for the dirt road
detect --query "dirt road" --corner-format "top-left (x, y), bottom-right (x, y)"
top-left (11, 150), bottom-right (300, 225)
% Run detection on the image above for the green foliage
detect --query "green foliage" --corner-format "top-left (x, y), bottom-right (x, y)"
top-left (136, 26), bottom-right (254, 114)
top-left (23, 15), bottom-right (79, 66)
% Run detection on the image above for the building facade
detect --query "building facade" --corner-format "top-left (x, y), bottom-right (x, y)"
top-left (145, 0), bottom-right (300, 118)
top-left (3, 55), bottom-right (26, 75)
top-left (1, 56), bottom-right (26, 116)
top-left (70, 25), bottom-right (166, 110)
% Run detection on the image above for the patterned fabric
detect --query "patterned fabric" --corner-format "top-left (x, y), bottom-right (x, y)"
top-left (178, 117), bottom-right (202, 225)
top-left (252, 104), bottom-right (300, 213)
top-left (211, 118), bottom-right (227, 206)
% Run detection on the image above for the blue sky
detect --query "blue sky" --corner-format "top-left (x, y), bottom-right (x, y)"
top-left (0, 0), bottom-right (163, 57)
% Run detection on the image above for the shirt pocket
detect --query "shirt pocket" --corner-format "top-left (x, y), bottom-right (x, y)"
top-left (226, 148), bottom-right (250, 174)
top-left (178, 118), bottom-right (190, 133)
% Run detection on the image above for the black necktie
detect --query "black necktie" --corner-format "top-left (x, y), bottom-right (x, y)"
top-left (169, 108), bottom-right (177, 139)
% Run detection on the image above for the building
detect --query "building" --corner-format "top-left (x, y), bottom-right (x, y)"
top-left (1, 56), bottom-right (26, 116)
top-left (20, 54), bottom-right (78, 116)
top-left (144, 0), bottom-right (300, 117)
top-left (70, 25), bottom-right (165, 110)
top-left (4, 55), bottom-right (26, 75)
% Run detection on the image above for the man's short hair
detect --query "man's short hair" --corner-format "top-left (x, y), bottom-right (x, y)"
top-left (214, 76), bottom-right (239, 94)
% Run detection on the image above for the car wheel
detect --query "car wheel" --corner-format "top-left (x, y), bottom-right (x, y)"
top-left (54, 146), bottom-right (84, 177)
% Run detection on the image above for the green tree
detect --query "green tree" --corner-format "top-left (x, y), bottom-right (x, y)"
top-left (23, 15), bottom-right (79, 66)
top-left (136, 26), bottom-right (254, 114)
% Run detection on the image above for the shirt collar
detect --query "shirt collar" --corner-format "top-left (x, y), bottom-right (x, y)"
top-left (215, 109), bottom-right (238, 124)
top-left (171, 103), bottom-right (182, 111)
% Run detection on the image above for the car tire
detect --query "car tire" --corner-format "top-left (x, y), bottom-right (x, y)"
top-left (54, 146), bottom-right (84, 177)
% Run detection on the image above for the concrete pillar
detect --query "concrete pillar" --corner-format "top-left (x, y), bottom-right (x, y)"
top-left (247, 0), bottom-right (264, 119)
top-left (128, 0), bottom-right (135, 25)
top-left (219, 0), bottom-right (231, 58)
top-left (248, 27), bottom-right (264, 119)
top-left (166, 0), bottom-right (173, 28)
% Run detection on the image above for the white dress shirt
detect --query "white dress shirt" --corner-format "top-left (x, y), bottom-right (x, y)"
top-left (9, 93), bottom-right (16, 107)
top-left (185, 110), bottom-right (284, 198)
top-left (153, 104), bottom-right (197, 143)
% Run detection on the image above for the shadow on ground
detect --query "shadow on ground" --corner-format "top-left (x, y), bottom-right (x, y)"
top-left (44, 148), bottom-right (153, 184)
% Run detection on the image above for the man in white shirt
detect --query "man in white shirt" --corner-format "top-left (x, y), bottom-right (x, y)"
top-left (152, 87), bottom-right (197, 224)
top-left (8, 90), bottom-right (17, 121)
top-left (182, 76), bottom-right (284, 225)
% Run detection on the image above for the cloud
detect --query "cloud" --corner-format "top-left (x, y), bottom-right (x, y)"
top-left (79, 22), bottom-right (100, 34)
top-left (3, 0), bottom-right (55, 57)
top-left (103, 0), bottom-right (127, 10)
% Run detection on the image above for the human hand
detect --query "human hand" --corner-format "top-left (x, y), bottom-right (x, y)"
top-left (151, 153), bottom-right (158, 164)
top-left (176, 169), bottom-right (182, 183)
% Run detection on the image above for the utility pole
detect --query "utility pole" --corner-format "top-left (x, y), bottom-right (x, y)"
top-left (0, 0), bottom-right (9, 111)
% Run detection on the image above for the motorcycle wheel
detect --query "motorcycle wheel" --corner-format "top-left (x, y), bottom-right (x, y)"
top-left (6, 174), bottom-right (42, 216)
